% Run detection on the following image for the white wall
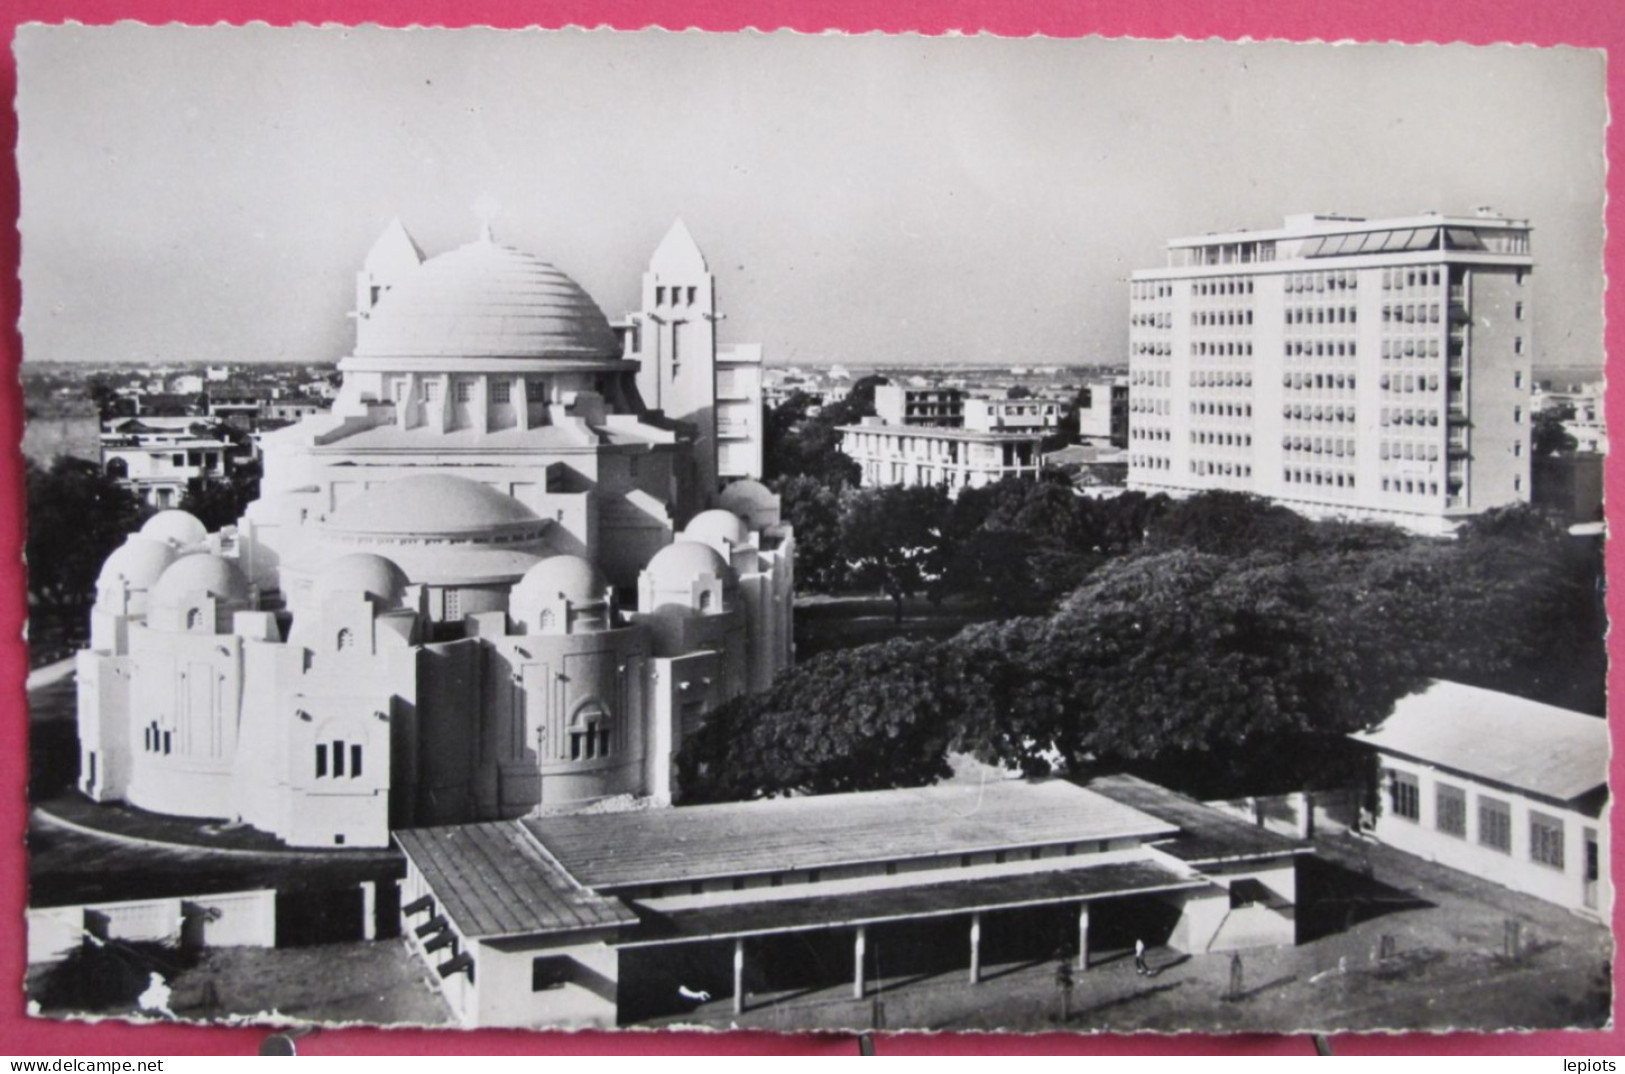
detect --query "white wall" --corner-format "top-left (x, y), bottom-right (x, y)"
top-left (1372, 753), bottom-right (1609, 921)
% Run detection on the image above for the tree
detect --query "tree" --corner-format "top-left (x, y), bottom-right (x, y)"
top-left (839, 485), bottom-right (949, 621)
top-left (1144, 490), bottom-right (1317, 558)
top-left (1531, 406), bottom-right (1578, 457)
top-left (776, 473), bottom-right (847, 592)
top-left (180, 458), bottom-right (262, 532)
top-left (26, 456), bottom-right (150, 611)
top-left (1006, 385), bottom-right (1033, 400)
top-left (677, 638), bottom-right (966, 802)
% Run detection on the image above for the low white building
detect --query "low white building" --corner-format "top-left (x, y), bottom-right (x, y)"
top-left (1350, 680), bottom-right (1609, 922)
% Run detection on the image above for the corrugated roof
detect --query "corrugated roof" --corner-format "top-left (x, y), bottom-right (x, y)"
top-left (621, 859), bottom-right (1204, 945)
top-left (527, 780), bottom-right (1179, 890)
top-left (1084, 774), bottom-right (1309, 864)
top-left (1349, 680), bottom-right (1608, 803)
top-left (394, 823), bottom-right (636, 940)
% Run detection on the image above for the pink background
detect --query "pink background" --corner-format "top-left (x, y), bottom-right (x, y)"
top-left (1, 0), bottom-right (1621, 1057)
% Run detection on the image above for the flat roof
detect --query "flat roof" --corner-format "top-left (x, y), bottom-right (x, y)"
top-left (1084, 774), bottom-right (1309, 864)
top-left (835, 422), bottom-right (1046, 443)
top-left (1168, 212), bottom-right (1531, 248)
top-left (619, 858), bottom-right (1205, 945)
top-left (394, 823), bottom-right (637, 940)
top-left (1349, 680), bottom-right (1607, 803)
top-left (528, 780), bottom-right (1179, 890)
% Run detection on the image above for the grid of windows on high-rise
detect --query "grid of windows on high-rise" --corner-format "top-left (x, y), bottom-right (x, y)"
top-left (1376, 265), bottom-right (1457, 504)
top-left (1187, 275), bottom-right (1257, 485)
top-left (1128, 279), bottom-right (1174, 474)
top-left (1281, 270), bottom-right (1359, 496)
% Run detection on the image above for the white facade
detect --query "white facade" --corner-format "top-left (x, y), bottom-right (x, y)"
top-left (838, 419), bottom-right (1045, 492)
top-left (1129, 211), bottom-right (1535, 534)
top-left (101, 417), bottom-right (234, 508)
top-left (622, 220), bottom-right (768, 503)
top-left (74, 220), bottom-right (795, 850)
top-left (1352, 681), bottom-right (1609, 922)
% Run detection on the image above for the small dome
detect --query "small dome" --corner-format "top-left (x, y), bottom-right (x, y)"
top-left (355, 238), bottom-right (620, 360)
top-left (644, 540), bottom-right (736, 590)
top-left (512, 555), bottom-right (606, 607)
top-left (151, 554), bottom-right (250, 604)
top-left (717, 479), bottom-right (775, 514)
top-left (325, 474), bottom-right (541, 538)
top-left (314, 553), bottom-right (410, 607)
top-left (141, 510), bottom-right (208, 548)
top-left (684, 509), bottom-right (750, 551)
top-left (96, 537), bottom-right (179, 592)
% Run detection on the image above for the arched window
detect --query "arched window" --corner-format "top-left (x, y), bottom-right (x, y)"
top-left (186, 608), bottom-right (203, 630)
top-left (698, 590), bottom-right (713, 613)
top-left (538, 609), bottom-right (556, 633)
top-left (337, 628), bottom-right (354, 651)
top-left (568, 701), bottom-right (611, 762)
top-left (105, 457), bottom-right (128, 480)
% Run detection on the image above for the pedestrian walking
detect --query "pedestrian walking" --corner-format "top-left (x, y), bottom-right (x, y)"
top-left (1133, 938), bottom-right (1149, 975)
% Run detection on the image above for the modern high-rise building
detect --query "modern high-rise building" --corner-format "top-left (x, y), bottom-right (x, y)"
top-left (1127, 211), bottom-right (1535, 533)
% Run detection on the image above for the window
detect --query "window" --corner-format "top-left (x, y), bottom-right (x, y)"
top-left (1436, 784), bottom-right (1467, 838)
top-left (315, 743), bottom-right (327, 778)
top-left (491, 381), bottom-right (512, 404)
top-left (1530, 811), bottom-right (1565, 870)
top-left (1515, 302), bottom-right (1525, 321)
top-left (1479, 796), bottom-right (1512, 853)
top-left (454, 380), bottom-right (474, 403)
top-left (337, 628), bottom-right (354, 650)
top-left (422, 380), bottom-right (441, 403)
top-left (187, 608), bottom-right (203, 630)
top-left (532, 956), bottom-right (572, 992)
top-left (1514, 337), bottom-right (1525, 356)
top-left (1387, 769), bottom-right (1420, 822)
top-left (1514, 406), bottom-right (1523, 424)
top-left (1514, 371), bottom-right (1524, 389)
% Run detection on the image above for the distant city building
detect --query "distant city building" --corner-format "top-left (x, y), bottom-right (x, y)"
top-left (1351, 681), bottom-right (1608, 923)
top-left (100, 416), bottom-right (236, 507)
top-left (1075, 377), bottom-right (1129, 446)
top-left (22, 397), bottom-right (101, 465)
top-left (962, 396), bottom-right (1061, 434)
top-left (839, 384), bottom-right (1047, 492)
top-left (1129, 211), bottom-right (1535, 534)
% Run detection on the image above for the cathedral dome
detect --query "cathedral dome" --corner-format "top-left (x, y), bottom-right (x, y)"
top-left (683, 509), bottom-right (750, 554)
top-left (141, 510), bottom-right (209, 548)
top-left (325, 474), bottom-right (543, 540)
top-left (314, 553), bottom-right (410, 608)
top-left (96, 537), bottom-right (179, 596)
top-left (717, 479), bottom-right (774, 516)
top-left (151, 553), bottom-right (250, 604)
top-left (355, 236), bottom-right (619, 360)
top-left (644, 540), bottom-right (736, 590)
top-left (512, 555), bottom-right (606, 608)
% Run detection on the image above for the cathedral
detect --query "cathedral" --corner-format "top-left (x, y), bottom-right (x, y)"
top-left (74, 219), bottom-right (793, 849)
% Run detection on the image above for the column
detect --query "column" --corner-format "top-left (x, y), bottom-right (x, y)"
top-left (853, 926), bottom-right (867, 999)
top-left (968, 913), bottom-right (982, 984)
top-left (1077, 903), bottom-right (1091, 971)
top-left (732, 937), bottom-right (745, 1016)
top-left (359, 881), bottom-right (377, 941)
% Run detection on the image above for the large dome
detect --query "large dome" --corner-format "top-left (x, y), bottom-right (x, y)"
top-left (314, 553), bottom-right (411, 608)
top-left (325, 474), bottom-right (544, 539)
top-left (644, 540), bottom-right (736, 590)
top-left (355, 236), bottom-right (620, 360)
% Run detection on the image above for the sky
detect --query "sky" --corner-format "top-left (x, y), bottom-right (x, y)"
top-left (15, 28), bottom-right (1608, 368)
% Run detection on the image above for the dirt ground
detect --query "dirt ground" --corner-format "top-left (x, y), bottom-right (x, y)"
top-left (29, 940), bottom-right (454, 1029)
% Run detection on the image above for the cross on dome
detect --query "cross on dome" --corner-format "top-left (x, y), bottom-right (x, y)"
top-left (472, 193), bottom-right (501, 243)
